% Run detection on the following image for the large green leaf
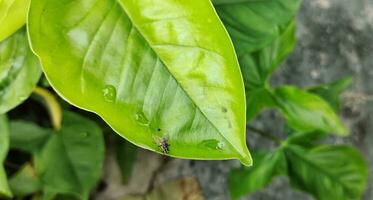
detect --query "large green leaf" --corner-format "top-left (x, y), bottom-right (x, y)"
top-left (0, 115), bottom-right (12, 198)
top-left (274, 86), bottom-right (348, 136)
top-left (28, 0), bottom-right (251, 165)
top-left (228, 150), bottom-right (286, 199)
top-left (0, 29), bottom-right (42, 114)
top-left (308, 77), bottom-right (353, 113)
top-left (285, 145), bottom-right (369, 200)
top-left (34, 112), bottom-right (105, 200)
top-left (213, 0), bottom-right (302, 53)
top-left (0, 0), bottom-right (30, 42)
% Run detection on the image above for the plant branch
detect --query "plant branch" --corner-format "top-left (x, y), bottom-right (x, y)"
top-left (247, 125), bottom-right (281, 144)
top-left (33, 87), bottom-right (62, 130)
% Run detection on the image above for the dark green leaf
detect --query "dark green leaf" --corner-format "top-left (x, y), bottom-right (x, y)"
top-left (214, 0), bottom-right (302, 53)
top-left (0, 29), bottom-right (42, 114)
top-left (9, 164), bottom-right (42, 197)
top-left (285, 145), bottom-right (369, 200)
top-left (228, 150), bottom-right (286, 199)
top-left (116, 139), bottom-right (137, 184)
top-left (28, 0), bottom-right (251, 165)
top-left (34, 112), bottom-right (105, 200)
top-left (286, 131), bottom-right (326, 148)
top-left (240, 20), bottom-right (297, 89)
top-left (274, 86), bottom-right (348, 136)
top-left (0, 0), bottom-right (30, 42)
top-left (0, 115), bottom-right (12, 198)
top-left (308, 77), bottom-right (353, 112)
top-left (246, 88), bottom-right (275, 121)
top-left (10, 121), bottom-right (51, 153)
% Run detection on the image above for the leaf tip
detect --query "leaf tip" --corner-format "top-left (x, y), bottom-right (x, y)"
top-left (239, 153), bottom-right (253, 167)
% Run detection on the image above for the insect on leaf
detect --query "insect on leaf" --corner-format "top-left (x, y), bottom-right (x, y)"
top-left (28, 0), bottom-right (251, 165)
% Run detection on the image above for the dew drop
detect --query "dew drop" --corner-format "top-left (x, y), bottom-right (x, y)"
top-left (216, 141), bottom-right (225, 150)
top-left (102, 85), bottom-right (116, 102)
top-left (135, 111), bottom-right (149, 126)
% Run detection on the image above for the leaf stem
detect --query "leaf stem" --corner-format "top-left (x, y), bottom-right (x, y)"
top-left (247, 125), bottom-right (281, 144)
top-left (33, 87), bottom-right (62, 130)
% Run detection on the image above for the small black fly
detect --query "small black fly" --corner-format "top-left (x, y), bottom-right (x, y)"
top-left (157, 137), bottom-right (170, 154)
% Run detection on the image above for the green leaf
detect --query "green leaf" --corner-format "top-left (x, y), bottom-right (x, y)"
top-left (28, 0), bottom-right (251, 165)
top-left (214, 0), bottom-right (301, 120)
top-left (0, 115), bottom-right (12, 198)
top-left (274, 86), bottom-right (348, 136)
top-left (0, 0), bottom-right (30, 42)
top-left (9, 164), bottom-right (42, 197)
top-left (34, 112), bottom-right (105, 200)
top-left (116, 139), bottom-right (137, 184)
top-left (286, 131), bottom-right (326, 148)
top-left (308, 77), bottom-right (353, 113)
top-left (228, 150), bottom-right (286, 199)
top-left (0, 29), bottom-right (42, 114)
top-left (239, 20), bottom-right (298, 89)
top-left (246, 88), bottom-right (275, 120)
top-left (244, 20), bottom-right (297, 120)
top-left (213, 0), bottom-right (302, 53)
top-left (285, 145), bottom-right (369, 200)
top-left (9, 120), bottom-right (51, 153)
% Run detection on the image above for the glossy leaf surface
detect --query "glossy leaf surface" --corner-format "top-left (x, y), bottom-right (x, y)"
top-left (274, 86), bottom-right (348, 136)
top-left (0, 29), bottom-right (42, 114)
top-left (0, 115), bottom-right (12, 198)
top-left (34, 112), bottom-right (104, 200)
top-left (28, 0), bottom-right (250, 165)
top-left (0, 0), bottom-right (30, 42)
top-left (229, 150), bottom-right (286, 199)
top-left (285, 145), bottom-right (369, 200)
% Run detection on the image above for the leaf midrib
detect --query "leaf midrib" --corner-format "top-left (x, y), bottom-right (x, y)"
top-left (287, 146), bottom-right (351, 193)
top-left (116, 1), bottom-right (244, 158)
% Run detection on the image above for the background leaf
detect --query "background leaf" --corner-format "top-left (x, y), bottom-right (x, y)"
top-left (213, 0), bottom-right (302, 53)
top-left (274, 86), bottom-right (348, 136)
top-left (116, 139), bottom-right (137, 184)
top-left (0, 29), bottom-right (42, 114)
top-left (228, 150), bottom-right (286, 199)
top-left (308, 77), bottom-right (353, 112)
top-left (9, 164), bottom-right (42, 197)
top-left (0, 0), bottom-right (30, 42)
top-left (285, 145), bottom-right (369, 200)
top-left (28, 0), bottom-right (250, 165)
top-left (9, 120), bottom-right (51, 153)
top-left (0, 115), bottom-right (12, 198)
top-left (34, 112), bottom-right (105, 200)
top-left (214, 0), bottom-right (301, 120)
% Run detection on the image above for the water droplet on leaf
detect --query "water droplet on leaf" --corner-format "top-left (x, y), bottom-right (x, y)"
top-left (135, 111), bottom-right (149, 126)
top-left (216, 141), bottom-right (225, 150)
top-left (102, 85), bottom-right (116, 102)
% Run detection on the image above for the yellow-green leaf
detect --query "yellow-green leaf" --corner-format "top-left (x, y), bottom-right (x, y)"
top-left (28, 0), bottom-right (251, 165)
